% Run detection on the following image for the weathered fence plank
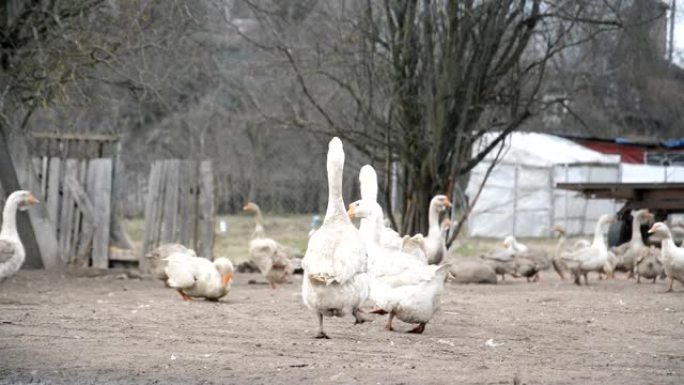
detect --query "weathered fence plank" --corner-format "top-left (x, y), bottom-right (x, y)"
top-left (140, 161), bottom-right (163, 272)
top-left (161, 160), bottom-right (180, 243)
top-left (177, 161), bottom-right (191, 246)
top-left (141, 160), bottom-right (215, 270)
top-left (88, 159), bottom-right (112, 269)
top-left (59, 159), bottom-right (78, 261)
top-left (46, 157), bottom-right (61, 227)
top-left (65, 176), bottom-right (97, 266)
top-left (198, 161), bottom-right (214, 259)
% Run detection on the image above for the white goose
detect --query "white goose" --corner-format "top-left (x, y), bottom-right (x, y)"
top-left (613, 209), bottom-right (653, 277)
top-left (648, 222), bottom-right (684, 292)
top-left (561, 214), bottom-right (615, 286)
top-left (348, 199), bottom-right (451, 334)
top-left (145, 243), bottom-right (198, 283)
top-left (165, 254), bottom-right (234, 301)
top-left (243, 201), bottom-right (293, 288)
top-left (358, 165), bottom-right (426, 262)
top-left (503, 235), bottom-right (528, 252)
top-left (301, 137), bottom-right (370, 339)
top-left (1, 190), bottom-right (40, 281)
top-left (551, 225), bottom-right (591, 279)
top-left (416, 195), bottom-right (452, 265)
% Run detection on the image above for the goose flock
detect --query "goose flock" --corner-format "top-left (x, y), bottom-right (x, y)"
top-left (2, 137), bottom-right (684, 340)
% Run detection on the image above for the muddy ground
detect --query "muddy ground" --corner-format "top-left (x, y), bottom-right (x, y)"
top-left (1, 269), bottom-right (683, 385)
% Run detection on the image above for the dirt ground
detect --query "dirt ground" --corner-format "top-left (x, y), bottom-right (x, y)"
top-left (1, 268), bottom-right (683, 385)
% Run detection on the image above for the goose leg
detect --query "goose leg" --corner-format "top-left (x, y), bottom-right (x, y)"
top-left (636, 274), bottom-right (641, 284)
top-left (177, 289), bottom-right (192, 301)
top-left (408, 322), bottom-right (426, 334)
top-left (666, 277), bottom-right (674, 293)
top-left (270, 282), bottom-right (277, 289)
top-left (652, 277), bottom-right (657, 284)
top-left (385, 311), bottom-right (395, 331)
top-left (353, 308), bottom-right (368, 324)
top-left (315, 312), bottom-right (330, 339)
top-left (583, 272), bottom-right (589, 286)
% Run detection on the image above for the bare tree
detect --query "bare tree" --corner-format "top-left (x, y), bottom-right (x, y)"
top-left (226, 0), bottom-right (625, 235)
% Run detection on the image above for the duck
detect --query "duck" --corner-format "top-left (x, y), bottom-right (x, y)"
top-left (613, 209), bottom-right (653, 277)
top-left (165, 254), bottom-right (234, 301)
top-left (0, 191), bottom-right (40, 281)
top-left (348, 199), bottom-right (451, 334)
top-left (561, 214), bottom-right (615, 286)
top-left (634, 246), bottom-right (664, 284)
top-left (243, 201), bottom-right (294, 288)
top-left (648, 222), bottom-right (684, 292)
top-left (145, 243), bottom-right (198, 283)
top-left (301, 137), bottom-right (370, 339)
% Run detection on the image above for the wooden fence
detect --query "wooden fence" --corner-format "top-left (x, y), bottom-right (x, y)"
top-left (140, 160), bottom-right (215, 271)
top-left (29, 157), bottom-right (114, 268)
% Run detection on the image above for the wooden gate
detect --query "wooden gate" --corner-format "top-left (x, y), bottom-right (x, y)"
top-left (140, 160), bottom-right (215, 271)
top-left (27, 132), bottom-right (121, 268)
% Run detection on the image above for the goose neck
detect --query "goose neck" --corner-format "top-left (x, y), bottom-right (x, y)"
top-left (631, 215), bottom-right (644, 245)
top-left (591, 220), bottom-right (606, 247)
top-left (324, 147), bottom-right (347, 221)
top-left (428, 204), bottom-right (440, 236)
top-left (0, 198), bottom-right (19, 240)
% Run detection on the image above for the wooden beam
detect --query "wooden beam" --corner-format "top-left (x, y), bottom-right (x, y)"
top-left (88, 159), bottom-right (112, 269)
top-left (197, 161), bottom-right (214, 259)
top-left (29, 132), bottom-right (120, 142)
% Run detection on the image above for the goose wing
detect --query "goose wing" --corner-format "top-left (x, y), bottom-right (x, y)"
top-left (0, 240), bottom-right (15, 264)
top-left (165, 254), bottom-right (198, 289)
top-left (303, 225), bottom-right (366, 285)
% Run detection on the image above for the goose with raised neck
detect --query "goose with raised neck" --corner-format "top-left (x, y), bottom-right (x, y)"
top-left (648, 222), bottom-right (684, 292)
top-left (613, 210), bottom-right (652, 277)
top-left (561, 214), bottom-right (615, 286)
top-left (301, 137), bottom-right (370, 339)
top-left (348, 198), bottom-right (451, 334)
top-left (243, 201), bottom-right (293, 289)
top-left (423, 195), bottom-right (452, 265)
top-left (1, 191), bottom-right (40, 281)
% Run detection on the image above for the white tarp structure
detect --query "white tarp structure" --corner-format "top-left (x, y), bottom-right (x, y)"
top-left (620, 164), bottom-right (684, 183)
top-left (466, 132), bottom-right (621, 238)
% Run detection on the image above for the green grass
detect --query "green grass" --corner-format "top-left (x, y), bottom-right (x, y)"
top-left (123, 214), bottom-right (312, 264)
top-left (123, 214), bottom-right (564, 263)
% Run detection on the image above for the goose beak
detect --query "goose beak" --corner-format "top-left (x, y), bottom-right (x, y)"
top-left (347, 204), bottom-right (356, 219)
top-left (644, 212), bottom-right (654, 220)
top-left (647, 225), bottom-right (656, 234)
top-left (222, 272), bottom-right (233, 287)
top-left (445, 198), bottom-right (452, 208)
top-left (27, 194), bottom-right (40, 205)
